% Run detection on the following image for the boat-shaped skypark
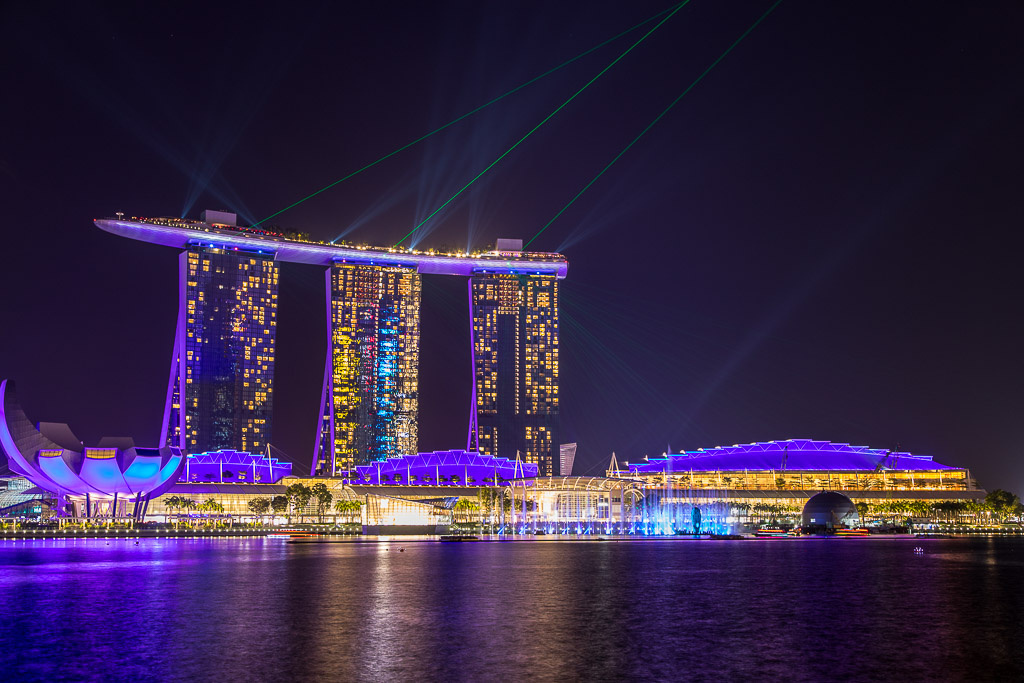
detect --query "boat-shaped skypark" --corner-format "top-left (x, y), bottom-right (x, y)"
top-left (94, 215), bottom-right (568, 277)
top-left (94, 211), bottom-right (565, 480)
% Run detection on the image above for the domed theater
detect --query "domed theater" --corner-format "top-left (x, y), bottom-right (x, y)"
top-left (802, 491), bottom-right (860, 529)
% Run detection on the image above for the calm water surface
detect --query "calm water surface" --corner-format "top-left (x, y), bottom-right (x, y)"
top-left (1, 536), bottom-right (1021, 681)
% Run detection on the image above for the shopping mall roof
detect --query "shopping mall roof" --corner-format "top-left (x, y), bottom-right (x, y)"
top-left (354, 450), bottom-right (537, 485)
top-left (627, 439), bottom-right (961, 474)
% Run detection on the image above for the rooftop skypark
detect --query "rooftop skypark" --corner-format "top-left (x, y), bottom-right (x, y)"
top-left (94, 214), bottom-right (568, 277)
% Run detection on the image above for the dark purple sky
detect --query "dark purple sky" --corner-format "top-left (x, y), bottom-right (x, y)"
top-left (2, 1), bottom-right (1022, 492)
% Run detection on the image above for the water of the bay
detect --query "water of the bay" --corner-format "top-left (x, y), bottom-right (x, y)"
top-left (1, 536), bottom-right (1021, 682)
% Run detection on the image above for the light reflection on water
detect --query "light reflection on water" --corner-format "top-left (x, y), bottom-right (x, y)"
top-left (0, 537), bottom-right (1022, 681)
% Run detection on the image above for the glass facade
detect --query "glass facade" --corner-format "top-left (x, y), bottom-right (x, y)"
top-left (163, 245), bottom-right (278, 454)
top-left (314, 262), bottom-right (421, 476)
top-left (471, 274), bottom-right (559, 476)
top-left (635, 468), bottom-right (971, 492)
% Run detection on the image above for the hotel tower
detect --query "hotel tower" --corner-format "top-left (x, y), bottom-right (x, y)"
top-left (161, 234), bottom-right (279, 454)
top-left (94, 214), bottom-right (566, 471)
top-left (313, 261), bottom-right (421, 477)
top-left (470, 270), bottom-right (559, 476)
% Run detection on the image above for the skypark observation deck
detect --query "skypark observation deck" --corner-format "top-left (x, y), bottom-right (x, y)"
top-left (93, 217), bottom-right (568, 278)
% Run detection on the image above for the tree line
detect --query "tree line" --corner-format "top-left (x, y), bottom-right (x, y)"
top-left (244, 483), bottom-right (364, 524)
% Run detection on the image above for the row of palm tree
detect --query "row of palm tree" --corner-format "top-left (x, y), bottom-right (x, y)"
top-left (864, 491), bottom-right (1023, 524)
top-left (240, 494), bottom-right (364, 526)
top-left (163, 496), bottom-right (225, 527)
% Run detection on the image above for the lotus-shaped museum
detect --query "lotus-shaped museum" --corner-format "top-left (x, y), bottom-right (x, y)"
top-left (0, 380), bottom-right (185, 503)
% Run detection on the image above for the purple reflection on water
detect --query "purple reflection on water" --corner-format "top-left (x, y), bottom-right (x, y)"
top-left (1, 537), bottom-right (1022, 681)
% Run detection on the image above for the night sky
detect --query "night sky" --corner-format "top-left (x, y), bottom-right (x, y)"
top-left (2, 1), bottom-right (1022, 491)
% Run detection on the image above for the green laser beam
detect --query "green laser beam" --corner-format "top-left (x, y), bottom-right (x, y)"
top-left (394, 1), bottom-right (691, 246)
top-left (525, 0), bottom-right (784, 249)
top-left (253, 2), bottom-right (685, 228)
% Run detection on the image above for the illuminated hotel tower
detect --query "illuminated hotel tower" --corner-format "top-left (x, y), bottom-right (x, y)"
top-left (470, 271), bottom-right (559, 476)
top-left (95, 216), bottom-right (566, 471)
top-left (313, 261), bottom-right (421, 477)
top-left (161, 244), bottom-right (279, 454)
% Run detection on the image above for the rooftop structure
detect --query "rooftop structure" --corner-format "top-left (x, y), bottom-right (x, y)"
top-left (353, 450), bottom-right (537, 486)
top-left (182, 449), bottom-right (292, 484)
top-left (94, 217), bottom-right (568, 277)
top-left (627, 439), bottom-right (961, 474)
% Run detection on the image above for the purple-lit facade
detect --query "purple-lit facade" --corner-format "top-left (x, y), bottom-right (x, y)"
top-left (94, 217), bottom-right (568, 277)
top-left (470, 273), bottom-right (560, 476)
top-left (0, 380), bottom-right (185, 515)
top-left (627, 439), bottom-right (962, 475)
top-left (313, 261), bottom-right (421, 477)
top-left (353, 450), bottom-right (538, 486)
top-left (617, 439), bottom-right (980, 536)
top-left (95, 216), bottom-right (567, 484)
top-left (182, 449), bottom-right (291, 484)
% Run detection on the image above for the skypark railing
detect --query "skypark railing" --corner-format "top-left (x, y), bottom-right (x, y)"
top-left (107, 216), bottom-right (565, 263)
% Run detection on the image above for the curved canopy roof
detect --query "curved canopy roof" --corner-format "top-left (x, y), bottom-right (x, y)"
top-left (509, 476), bottom-right (642, 492)
top-left (628, 439), bottom-right (960, 474)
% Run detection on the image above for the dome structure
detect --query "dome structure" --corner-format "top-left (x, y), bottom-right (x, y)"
top-left (628, 438), bottom-right (958, 473)
top-left (802, 491), bottom-right (860, 529)
top-left (0, 380), bottom-right (185, 500)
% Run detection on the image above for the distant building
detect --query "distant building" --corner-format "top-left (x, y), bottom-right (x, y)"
top-left (470, 269), bottom-right (560, 476)
top-left (313, 262), bottom-right (421, 477)
top-left (163, 245), bottom-right (279, 454)
top-left (560, 443), bottom-right (577, 476)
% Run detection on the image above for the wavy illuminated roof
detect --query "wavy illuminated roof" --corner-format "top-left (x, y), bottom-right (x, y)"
top-left (355, 450), bottom-right (538, 485)
top-left (628, 439), bottom-right (961, 473)
top-left (94, 217), bottom-right (568, 277)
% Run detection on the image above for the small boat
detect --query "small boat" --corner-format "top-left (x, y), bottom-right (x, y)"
top-left (440, 535), bottom-right (479, 542)
top-left (834, 527), bottom-right (870, 537)
top-left (754, 527), bottom-right (790, 538)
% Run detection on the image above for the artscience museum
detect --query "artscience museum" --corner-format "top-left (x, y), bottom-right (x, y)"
top-left (0, 380), bottom-right (185, 518)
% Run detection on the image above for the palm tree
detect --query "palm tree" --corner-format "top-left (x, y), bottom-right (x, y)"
top-left (454, 498), bottom-right (479, 524)
top-left (333, 499), bottom-right (363, 525)
top-left (164, 495), bottom-right (181, 522)
top-left (247, 497), bottom-right (271, 526)
top-left (174, 498), bottom-right (196, 527)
